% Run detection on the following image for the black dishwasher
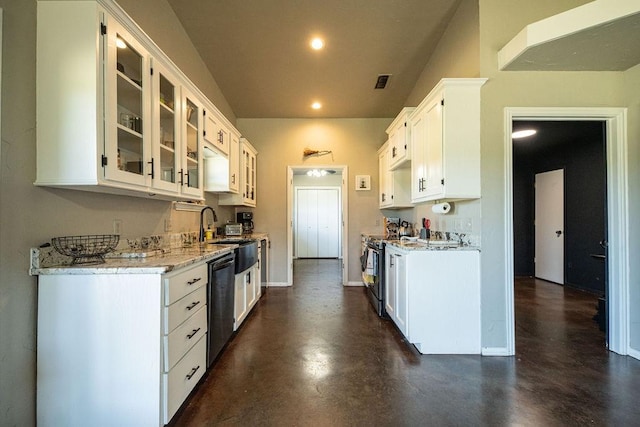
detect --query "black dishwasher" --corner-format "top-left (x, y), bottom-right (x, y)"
top-left (207, 252), bottom-right (235, 368)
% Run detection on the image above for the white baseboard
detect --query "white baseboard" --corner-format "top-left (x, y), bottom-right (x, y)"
top-left (346, 281), bottom-right (365, 287)
top-left (482, 347), bottom-right (513, 357)
top-left (627, 347), bottom-right (640, 361)
top-left (266, 282), bottom-right (290, 287)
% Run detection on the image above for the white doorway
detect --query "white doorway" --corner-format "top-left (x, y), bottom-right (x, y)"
top-left (504, 107), bottom-right (630, 357)
top-left (535, 169), bottom-right (565, 284)
top-left (287, 166), bottom-right (349, 286)
top-left (295, 187), bottom-right (341, 258)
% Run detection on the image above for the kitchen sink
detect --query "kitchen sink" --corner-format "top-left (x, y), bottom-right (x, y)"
top-left (215, 239), bottom-right (256, 245)
top-left (214, 239), bottom-right (257, 273)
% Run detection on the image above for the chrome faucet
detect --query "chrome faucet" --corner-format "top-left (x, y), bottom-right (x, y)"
top-left (199, 206), bottom-right (218, 242)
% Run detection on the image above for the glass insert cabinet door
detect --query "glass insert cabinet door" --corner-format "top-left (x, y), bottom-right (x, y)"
top-left (104, 18), bottom-right (150, 187)
top-left (181, 89), bottom-right (202, 196)
top-left (152, 59), bottom-right (180, 192)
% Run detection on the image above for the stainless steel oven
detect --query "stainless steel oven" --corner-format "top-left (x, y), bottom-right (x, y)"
top-left (361, 236), bottom-right (386, 317)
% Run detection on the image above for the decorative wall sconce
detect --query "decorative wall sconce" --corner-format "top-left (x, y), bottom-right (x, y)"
top-left (303, 148), bottom-right (332, 158)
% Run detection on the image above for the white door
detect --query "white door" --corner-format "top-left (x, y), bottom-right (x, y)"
top-left (296, 189), bottom-right (315, 257)
top-left (535, 169), bottom-right (564, 284)
top-left (317, 189), bottom-right (340, 257)
top-left (295, 188), bottom-right (340, 258)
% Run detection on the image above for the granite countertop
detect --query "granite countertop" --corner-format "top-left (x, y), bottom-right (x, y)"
top-left (31, 244), bottom-right (234, 275)
top-left (30, 233), bottom-right (270, 276)
top-left (385, 239), bottom-right (480, 252)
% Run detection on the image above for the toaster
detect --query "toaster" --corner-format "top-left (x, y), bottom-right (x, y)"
top-left (224, 223), bottom-right (243, 236)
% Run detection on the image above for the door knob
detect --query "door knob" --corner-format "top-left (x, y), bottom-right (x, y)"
top-left (555, 230), bottom-right (562, 237)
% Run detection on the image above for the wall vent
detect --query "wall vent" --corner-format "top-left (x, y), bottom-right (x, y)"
top-left (375, 74), bottom-right (391, 89)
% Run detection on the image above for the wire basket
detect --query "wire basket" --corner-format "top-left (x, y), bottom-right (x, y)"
top-left (51, 234), bottom-right (120, 265)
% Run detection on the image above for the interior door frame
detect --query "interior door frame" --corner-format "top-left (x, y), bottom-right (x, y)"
top-left (294, 186), bottom-right (342, 258)
top-left (287, 165), bottom-right (349, 286)
top-left (504, 107), bottom-right (629, 356)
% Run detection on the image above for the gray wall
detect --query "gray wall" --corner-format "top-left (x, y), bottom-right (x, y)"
top-left (477, 0), bottom-right (636, 352)
top-left (0, 0), bottom-right (234, 424)
top-left (237, 118), bottom-right (390, 285)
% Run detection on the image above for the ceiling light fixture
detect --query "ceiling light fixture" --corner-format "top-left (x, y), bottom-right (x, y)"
top-left (512, 129), bottom-right (537, 139)
top-left (307, 169), bottom-right (328, 177)
top-left (116, 37), bottom-right (127, 49)
top-left (310, 38), bottom-right (324, 50)
top-left (311, 102), bottom-right (322, 110)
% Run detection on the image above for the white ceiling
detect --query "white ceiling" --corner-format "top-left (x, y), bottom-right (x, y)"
top-left (166, 0), bottom-right (461, 118)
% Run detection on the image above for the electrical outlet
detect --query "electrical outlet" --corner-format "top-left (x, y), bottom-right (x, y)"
top-left (113, 219), bottom-right (122, 235)
top-left (164, 218), bottom-right (172, 232)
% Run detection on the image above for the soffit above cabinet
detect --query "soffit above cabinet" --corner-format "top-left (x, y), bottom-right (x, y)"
top-left (498, 0), bottom-right (640, 71)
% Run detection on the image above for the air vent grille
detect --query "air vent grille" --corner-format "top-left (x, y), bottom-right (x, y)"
top-left (375, 74), bottom-right (391, 89)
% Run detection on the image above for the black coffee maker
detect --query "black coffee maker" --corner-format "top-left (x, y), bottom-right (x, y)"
top-left (237, 212), bottom-right (254, 235)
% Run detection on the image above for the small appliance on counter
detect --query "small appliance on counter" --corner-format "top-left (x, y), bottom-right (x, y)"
top-left (224, 222), bottom-right (243, 236)
top-left (237, 212), bottom-right (254, 235)
top-left (384, 217), bottom-right (400, 240)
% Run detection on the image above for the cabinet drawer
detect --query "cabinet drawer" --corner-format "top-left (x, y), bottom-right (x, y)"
top-left (162, 335), bottom-right (206, 424)
top-left (163, 305), bottom-right (207, 372)
top-left (164, 263), bottom-right (207, 306)
top-left (164, 285), bottom-right (207, 335)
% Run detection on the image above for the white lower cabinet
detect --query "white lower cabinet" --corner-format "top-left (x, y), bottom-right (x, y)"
top-left (384, 245), bottom-right (481, 354)
top-left (234, 263), bottom-right (260, 330)
top-left (162, 335), bottom-right (206, 423)
top-left (37, 261), bottom-right (209, 426)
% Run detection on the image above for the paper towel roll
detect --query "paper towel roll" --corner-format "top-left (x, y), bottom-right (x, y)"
top-left (432, 202), bottom-right (451, 214)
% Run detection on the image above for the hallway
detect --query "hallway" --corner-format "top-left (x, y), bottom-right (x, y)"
top-left (172, 261), bottom-right (640, 426)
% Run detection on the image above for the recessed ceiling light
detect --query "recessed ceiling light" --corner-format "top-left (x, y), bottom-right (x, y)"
top-left (512, 129), bottom-right (537, 139)
top-left (310, 38), bottom-right (324, 50)
top-left (311, 102), bottom-right (322, 110)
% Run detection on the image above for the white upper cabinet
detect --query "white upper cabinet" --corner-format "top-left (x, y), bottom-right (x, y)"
top-left (203, 108), bottom-right (230, 156)
top-left (228, 130), bottom-right (241, 194)
top-left (35, 0), bottom-right (241, 202)
top-left (104, 18), bottom-right (152, 188)
top-left (152, 59), bottom-right (181, 193)
top-left (203, 120), bottom-right (240, 194)
top-left (410, 78), bottom-right (487, 203)
top-left (180, 89), bottom-right (204, 197)
top-left (378, 141), bottom-right (412, 209)
top-left (386, 107), bottom-right (415, 171)
top-left (218, 138), bottom-right (257, 207)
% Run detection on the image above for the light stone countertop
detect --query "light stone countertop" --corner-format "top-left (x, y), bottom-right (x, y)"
top-left (384, 239), bottom-right (480, 252)
top-left (30, 233), bottom-right (270, 276)
top-left (31, 244), bottom-right (235, 275)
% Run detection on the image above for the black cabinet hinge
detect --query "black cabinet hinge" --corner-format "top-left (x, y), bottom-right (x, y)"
top-left (203, 110), bottom-right (206, 117)
top-left (441, 178), bottom-right (445, 185)
top-left (441, 99), bottom-right (445, 106)
top-left (101, 155), bottom-right (108, 166)
top-left (100, 23), bottom-right (107, 35)
top-left (150, 67), bottom-right (153, 76)
top-left (203, 130), bottom-right (207, 137)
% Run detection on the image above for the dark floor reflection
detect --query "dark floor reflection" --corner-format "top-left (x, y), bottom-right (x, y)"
top-left (172, 264), bottom-right (640, 426)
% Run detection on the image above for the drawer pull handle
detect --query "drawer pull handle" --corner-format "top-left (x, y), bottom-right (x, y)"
top-left (186, 301), bottom-right (201, 311)
top-left (187, 328), bottom-right (201, 339)
top-left (186, 365), bottom-right (200, 380)
top-left (187, 277), bottom-right (201, 285)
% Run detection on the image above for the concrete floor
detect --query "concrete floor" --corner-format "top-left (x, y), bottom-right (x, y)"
top-left (172, 260), bottom-right (640, 426)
